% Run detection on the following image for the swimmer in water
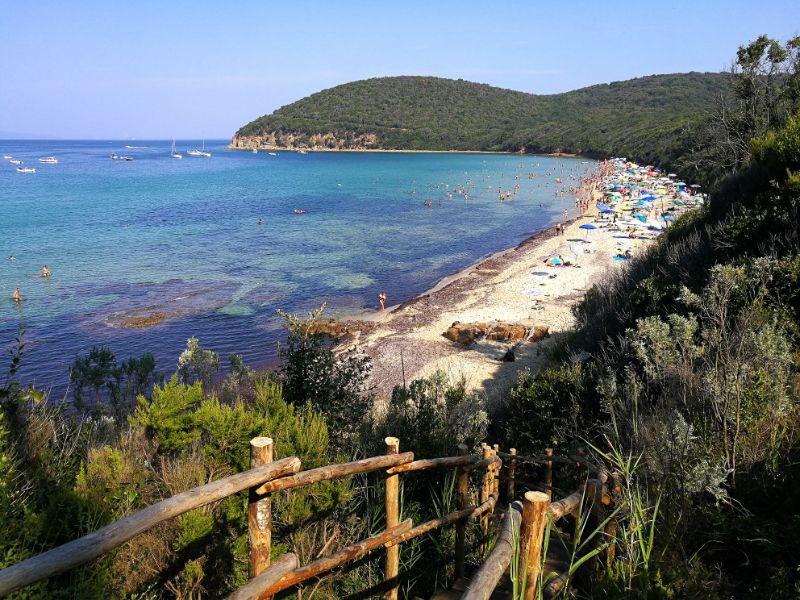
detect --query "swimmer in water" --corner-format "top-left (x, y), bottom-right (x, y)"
top-left (8, 255), bottom-right (15, 262)
top-left (257, 217), bottom-right (264, 225)
top-left (40, 265), bottom-right (50, 278)
top-left (11, 288), bottom-right (22, 302)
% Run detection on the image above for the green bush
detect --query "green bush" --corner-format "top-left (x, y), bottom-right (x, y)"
top-left (380, 370), bottom-right (488, 458)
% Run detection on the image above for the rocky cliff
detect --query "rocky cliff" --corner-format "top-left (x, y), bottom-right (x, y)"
top-left (230, 131), bottom-right (380, 151)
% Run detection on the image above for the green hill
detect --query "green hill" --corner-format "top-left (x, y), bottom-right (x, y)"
top-left (232, 73), bottom-right (730, 165)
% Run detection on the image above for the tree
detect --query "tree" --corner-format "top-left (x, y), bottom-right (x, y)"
top-left (277, 306), bottom-right (371, 455)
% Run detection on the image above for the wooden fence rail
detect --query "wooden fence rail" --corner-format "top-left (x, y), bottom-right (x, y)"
top-left (0, 456), bottom-right (301, 597)
top-left (0, 437), bottom-right (606, 600)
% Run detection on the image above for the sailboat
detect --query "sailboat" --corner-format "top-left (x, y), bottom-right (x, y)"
top-left (171, 139), bottom-right (182, 159)
top-left (186, 138), bottom-right (211, 158)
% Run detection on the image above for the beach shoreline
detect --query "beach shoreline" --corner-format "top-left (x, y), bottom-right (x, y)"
top-left (331, 158), bottom-right (695, 411)
top-left (227, 144), bottom-right (588, 159)
top-left (330, 166), bottom-right (611, 408)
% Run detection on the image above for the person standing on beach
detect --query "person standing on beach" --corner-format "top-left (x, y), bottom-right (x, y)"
top-left (378, 291), bottom-right (387, 311)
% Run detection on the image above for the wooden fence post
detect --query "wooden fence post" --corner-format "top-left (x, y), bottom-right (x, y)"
top-left (454, 443), bottom-right (469, 580)
top-left (519, 491), bottom-right (549, 600)
top-left (544, 448), bottom-right (553, 500)
top-left (492, 444), bottom-right (501, 499)
top-left (249, 437), bottom-right (274, 578)
top-left (507, 448), bottom-right (517, 504)
top-left (384, 437), bottom-right (400, 600)
top-left (604, 471), bottom-right (622, 566)
top-left (479, 444), bottom-right (492, 556)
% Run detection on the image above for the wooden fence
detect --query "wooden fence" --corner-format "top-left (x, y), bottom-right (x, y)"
top-left (0, 437), bottom-right (610, 599)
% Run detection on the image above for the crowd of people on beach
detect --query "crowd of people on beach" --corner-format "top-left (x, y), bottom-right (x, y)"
top-left (546, 158), bottom-right (703, 267)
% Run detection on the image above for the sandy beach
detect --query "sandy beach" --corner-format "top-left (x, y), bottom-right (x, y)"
top-left (336, 159), bottom-right (697, 410)
top-left (347, 211), bottom-right (614, 408)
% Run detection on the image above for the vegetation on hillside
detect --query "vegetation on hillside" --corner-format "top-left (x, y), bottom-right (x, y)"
top-left (235, 72), bottom-right (730, 169)
top-left (496, 34), bottom-right (800, 598)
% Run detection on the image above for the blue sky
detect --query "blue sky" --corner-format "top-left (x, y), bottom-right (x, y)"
top-left (1, 0), bottom-right (798, 139)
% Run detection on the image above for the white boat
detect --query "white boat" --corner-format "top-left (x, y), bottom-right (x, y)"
top-left (252, 148), bottom-right (258, 154)
top-left (171, 139), bottom-right (182, 159)
top-left (38, 157), bottom-right (58, 164)
top-left (17, 167), bottom-right (35, 173)
top-left (120, 156), bottom-right (134, 161)
top-left (298, 150), bottom-right (307, 154)
top-left (110, 153), bottom-right (118, 160)
top-left (187, 138), bottom-right (211, 157)
top-left (9, 159), bottom-right (22, 165)
top-left (125, 145), bottom-right (147, 149)
top-left (268, 152), bottom-right (277, 156)
top-left (3, 155), bottom-right (12, 159)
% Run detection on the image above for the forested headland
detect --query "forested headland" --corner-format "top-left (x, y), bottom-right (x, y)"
top-left (232, 72), bottom-right (730, 175)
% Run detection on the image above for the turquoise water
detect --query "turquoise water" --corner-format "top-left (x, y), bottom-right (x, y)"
top-left (0, 140), bottom-right (595, 389)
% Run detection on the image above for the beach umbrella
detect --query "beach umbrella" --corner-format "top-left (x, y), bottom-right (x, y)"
top-left (600, 209), bottom-right (616, 214)
top-left (675, 182), bottom-right (687, 187)
top-left (690, 184), bottom-right (701, 188)
top-left (641, 195), bottom-right (656, 201)
top-left (661, 214), bottom-right (676, 221)
top-left (579, 223), bottom-right (597, 239)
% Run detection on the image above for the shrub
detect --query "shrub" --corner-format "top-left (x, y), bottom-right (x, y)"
top-left (277, 306), bottom-right (372, 455)
top-left (379, 370), bottom-right (488, 458)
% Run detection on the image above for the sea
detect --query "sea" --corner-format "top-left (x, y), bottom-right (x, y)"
top-left (0, 140), bottom-right (596, 393)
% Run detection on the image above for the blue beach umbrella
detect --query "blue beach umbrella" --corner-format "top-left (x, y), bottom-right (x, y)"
top-left (579, 223), bottom-right (597, 239)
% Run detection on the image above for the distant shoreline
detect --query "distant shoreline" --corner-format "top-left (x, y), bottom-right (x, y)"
top-left (227, 145), bottom-right (586, 159)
